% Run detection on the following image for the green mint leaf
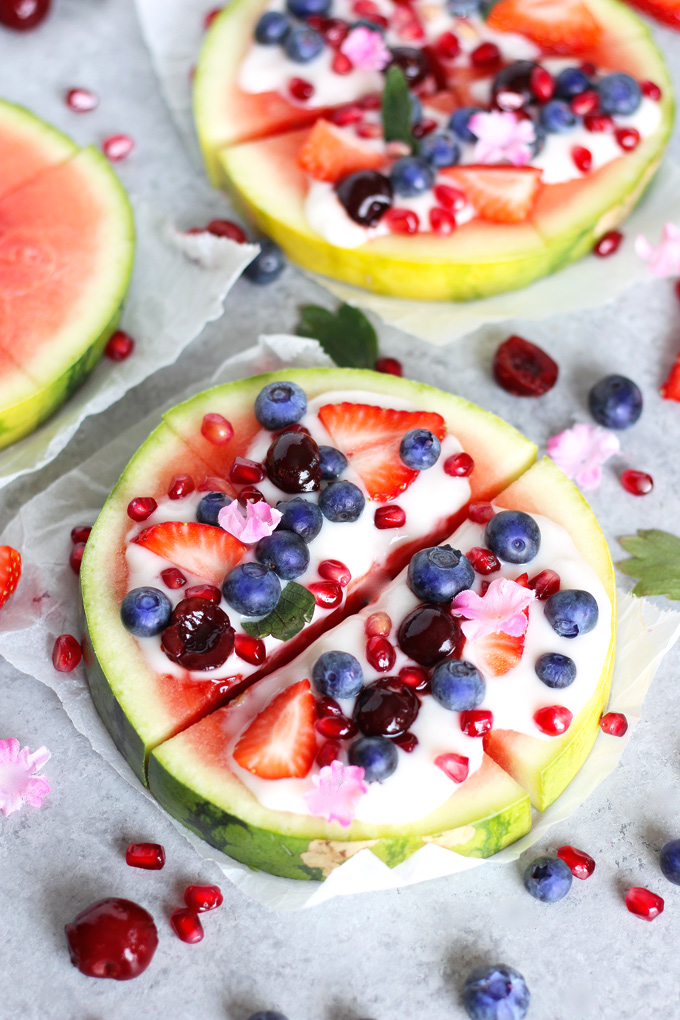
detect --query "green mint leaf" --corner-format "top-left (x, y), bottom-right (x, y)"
top-left (241, 582), bottom-right (317, 642)
top-left (617, 529), bottom-right (680, 600)
top-left (297, 302), bottom-right (378, 368)
top-left (381, 65), bottom-right (415, 149)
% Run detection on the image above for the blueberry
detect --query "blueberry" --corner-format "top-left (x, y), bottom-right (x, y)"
top-left (408, 545), bottom-right (474, 603)
top-left (390, 156), bottom-right (435, 198)
top-left (286, 0), bottom-right (330, 16)
top-left (588, 374), bottom-right (643, 429)
top-left (120, 586), bottom-right (173, 637)
top-left (319, 480), bottom-right (365, 522)
top-left (222, 562), bottom-right (281, 617)
top-left (318, 445), bottom-right (348, 480)
top-left (539, 99), bottom-right (578, 133)
top-left (485, 511), bottom-right (541, 564)
top-left (597, 72), bottom-right (641, 115)
top-left (660, 839), bottom-right (680, 886)
top-left (449, 106), bottom-right (483, 143)
top-left (254, 381), bottom-right (307, 431)
top-left (400, 428), bottom-right (441, 470)
top-left (284, 25), bottom-right (324, 63)
top-left (535, 652), bottom-right (577, 689)
top-left (531, 120), bottom-right (546, 157)
top-left (555, 66), bottom-right (591, 99)
top-left (243, 240), bottom-right (286, 285)
top-left (430, 660), bottom-right (485, 711)
top-left (254, 11), bottom-right (290, 45)
top-left (544, 589), bottom-right (599, 638)
top-left (418, 131), bottom-right (460, 168)
top-left (196, 491), bottom-right (232, 526)
top-left (462, 964), bottom-right (530, 1020)
top-left (256, 530), bottom-right (310, 580)
top-left (348, 735), bottom-right (398, 782)
top-left (276, 497), bottom-right (323, 542)
top-left (247, 1013), bottom-right (290, 1020)
top-left (312, 650), bottom-right (364, 698)
top-left (523, 855), bottom-right (572, 902)
top-left (447, 0), bottom-right (485, 15)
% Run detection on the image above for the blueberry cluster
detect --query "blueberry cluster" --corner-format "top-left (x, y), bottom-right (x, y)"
top-left (254, 2), bottom-right (328, 64)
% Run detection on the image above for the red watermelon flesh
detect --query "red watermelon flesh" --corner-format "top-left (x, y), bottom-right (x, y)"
top-left (0, 102), bottom-right (76, 203)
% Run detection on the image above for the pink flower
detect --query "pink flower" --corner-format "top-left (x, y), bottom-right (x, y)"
top-left (0, 738), bottom-right (51, 817)
top-left (218, 500), bottom-right (282, 544)
top-left (304, 760), bottom-right (367, 827)
top-left (469, 111), bottom-right (536, 167)
top-left (340, 26), bottom-right (391, 72)
top-left (452, 578), bottom-right (535, 641)
top-left (547, 422), bottom-right (620, 491)
top-left (634, 223), bottom-right (680, 278)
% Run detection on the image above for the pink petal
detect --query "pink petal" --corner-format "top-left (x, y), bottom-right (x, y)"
top-left (0, 792), bottom-right (23, 817)
top-left (218, 500), bottom-right (281, 544)
top-left (304, 760), bottom-right (367, 827)
top-left (23, 775), bottom-right (50, 807)
top-left (340, 27), bottom-right (390, 71)
top-left (575, 464), bottom-right (603, 490)
top-left (26, 746), bottom-right (51, 772)
top-left (0, 738), bottom-right (20, 765)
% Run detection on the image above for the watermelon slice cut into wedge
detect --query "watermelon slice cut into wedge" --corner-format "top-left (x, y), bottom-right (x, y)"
top-left (486, 0), bottom-right (603, 53)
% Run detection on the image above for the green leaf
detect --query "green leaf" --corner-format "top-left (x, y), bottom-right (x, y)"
top-left (296, 302), bottom-right (378, 368)
top-left (381, 65), bottom-right (416, 149)
top-left (617, 529), bottom-right (680, 600)
top-left (241, 582), bottom-right (316, 641)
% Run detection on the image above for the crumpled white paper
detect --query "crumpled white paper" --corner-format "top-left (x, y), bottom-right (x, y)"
top-left (1, 335), bottom-right (678, 911)
top-left (0, 200), bottom-right (257, 490)
top-left (133, 0), bottom-right (680, 345)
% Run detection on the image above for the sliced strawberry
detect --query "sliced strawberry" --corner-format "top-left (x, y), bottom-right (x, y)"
top-left (296, 119), bottom-right (386, 183)
top-left (442, 166), bottom-right (542, 225)
top-left (486, 0), bottom-right (602, 54)
top-left (318, 403), bottom-right (447, 502)
top-left (133, 523), bottom-right (245, 589)
top-left (471, 628), bottom-right (525, 677)
top-left (661, 352), bottom-right (680, 402)
top-left (0, 546), bottom-right (21, 610)
top-left (233, 679), bottom-right (317, 779)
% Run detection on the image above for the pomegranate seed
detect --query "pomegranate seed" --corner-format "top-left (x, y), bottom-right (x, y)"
top-left (331, 105), bottom-right (363, 126)
top-left (203, 6), bottom-right (221, 29)
top-left (184, 583), bottom-right (221, 603)
top-left (70, 526), bottom-right (91, 544)
top-left (207, 219), bottom-right (248, 244)
top-left (593, 230), bottom-right (623, 257)
top-left (365, 611), bottom-right (392, 637)
top-left (127, 496), bottom-right (157, 522)
top-left (399, 665), bottom-right (429, 692)
top-left (625, 887), bottom-right (664, 921)
top-left (621, 469), bottom-right (653, 495)
top-left (393, 732), bottom-right (418, 752)
top-left (584, 113), bottom-right (613, 133)
top-left (356, 124), bottom-right (381, 141)
top-left (480, 580), bottom-right (490, 594)
top-left (184, 884), bottom-right (223, 912)
top-left (493, 333), bottom-right (559, 398)
top-left (316, 696), bottom-right (343, 718)
top-left (366, 635), bottom-right (397, 673)
top-left (102, 134), bottom-right (135, 161)
top-left (434, 184), bottom-right (466, 212)
top-left (434, 30), bottom-right (460, 59)
top-left (411, 119), bottom-right (437, 139)
top-left (398, 17), bottom-right (424, 39)
top-left (201, 413), bottom-right (234, 446)
top-left (125, 842), bottom-right (165, 870)
top-left (308, 581), bottom-right (343, 609)
top-left (332, 52), bottom-right (353, 75)
top-left (429, 207), bottom-right (456, 237)
top-left (323, 18), bottom-right (349, 47)
top-left (528, 569), bottom-right (560, 599)
top-left (318, 559), bottom-right (351, 587)
top-left (52, 634), bottom-right (82, 672)
top-left (168, 474), bottom-right (195, 500)
top-left (316, 715), bottom-right (357, 739)
top-left (530, 66), bottom-right (554, 102)
top-left (375, 356), bottom-right (403, 376)
top-left (435, 752), bottom-right (470, 783)
top-left (599, 711), bottom-right (628, 737)
top-left (359, 94), bottom-right (381, 110)
top-left (557, 845), bottom-right (596, 880)
top-left (571, 145), bottom-right (592, 173)
top-left (0, 0), bottom-right (50, 29)
top-left (234, 633), bottom-right (266, 665)
top-left (570, 89), bottom-right (599, 116)
top-left (353, 0), bottom-right (378, 14)
top-left (170, 908), bottom-right (204, 944)
top-left (467, 547), bottom-right (500, 575)
top-left (579, 61), bottom-right (596, 76)
top-left (615, 126), bottom-right (640, 152)
top-left (470, 41), bottom-right (501, 69)
top-left (161, 568), bottom-right (187, 589)
top-left (374, 505), bottom-right (406, 529)
top-left (317, 739), bottom-right (342, 766)
top-left (386, 208), bottom-right (420, 235)
top-left (306, 14), bottom-right (323, 29)
top-left (105, 330), bottom-right (135, 362)
top-left (468, 502), bottom-right (494, 524)
top-left (65, 87), bottom-right (98, 113)
top-left (514, 572), bottom-right (529, 587)
top-left (289, 77), bottom-right (314, 101)
top-left (641, 80), bottom-right (661, 101)
top-left (238, 486), bottom-right (265, 504)
top-left (69, 543), bottom-right (85, 575)
top-left (460, 709), bottom-right (493, 737)
top-left (444, 452), bottom-right (474, 477)
top-left (229, 457), bottom-right (264, 484)
top-left (534, 705), bottom-right (572, 735)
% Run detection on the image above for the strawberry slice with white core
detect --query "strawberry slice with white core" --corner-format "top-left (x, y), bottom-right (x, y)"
top-left (318, 403), bottom-right (447, 502)
top-left (297, 119), bottom-right (385, 183)
top-left (470, 627), bottom-right (525, 677)
top-left (233, 679), bottom-right (317, 779)
top-left (486, 0), bottom-right (602, 54)
top-left (0, 545), bottom-right (21, 610)
top-left (133, 523), bottom-right (245, 590)
top-left (442, 166), bottom-right (542, 225)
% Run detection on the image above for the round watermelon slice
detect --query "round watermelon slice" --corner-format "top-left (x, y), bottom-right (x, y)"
top-left (0, 101), bottom-right (134, 450)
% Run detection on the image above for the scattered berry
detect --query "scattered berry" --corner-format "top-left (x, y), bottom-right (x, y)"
top-left (0, 0), bottom-right (50, 29)
top-left (462, 964), bottom-right (530, 1020)
top-left (230, 457), bottom-right (265, 485)
top-left (493, 334), bottom-right (558, 397)
top-left (223, 563), bottom-right (281, 617)
top-left (625, 886), bottom-right (664, 921)
top-left (571, 144), bottom-right (592, 173)
top-left (276, 497), bottom-right (323, 541)
top-left (434, 752), bottom-right (469, 783)
top-left (470, 41), bottom-right (501, 69)
top-left (52, 634), bottom-right (82, 672)
top-left (615, 126), bottom-right (640, 152)
top-left (318, 445), bottom-right (348, 480)
top-left (467, 547), bottom-right (500, 575)
top-left (365, 612), bottom-right (391, 639)
top-left (308, 580), bottom-right (343, 608)
top-left (534, 704), bottom-right (573, 735)
top-left (408, 545), bottom-right (474, 602)
top-left (255, 9), bottom-right (291, 43)
top-left (431, 660), bottom-right (485, 712)
top-left (460, 709), bottom-right (493, 737)
top-left (127, 497), bottom-right (157, 522)
top-left (485, 510), bottom-right (540, 564)
top-left (386, 207), bottom-right (420, 235)
top-left (65, 898), bottom-right (158, 980)
top-left (468, 502), bottom-right (494, 524)
top-left (539, 99), bottom-right (578, 133)
top-left (598, 72), bottom-right (641, 115)
top-left (524, 855), bottom-right (572, 902)
top-left (312, 650), bottom-right (363, 698)
top-left (429, 206), bottom-right (456, 236)
top-left (348, 735), bottom-right (398, 782)
top-left (170, 908), bottom-right (204, 944)
top-left (535, 652), bottom-right (577, 689)
top-left (234, 633), bottom-right (267, 665)
top-left (336, 170), bottom-right (393, 227)
top-left (66, 87), bottom-right (98, 112)
top-left (621, 469), bottom-right (653, 495)
top-left (374, 505), bottom-right (406, 529)
top-left (185, 584), bottom-right (221, 603)
top-left (70, 542), bottom-right (85, 575)
top-left (201, 413), bottom-right (234, 446)
top-left (374, 356), bottom-right (403, 376)
top-left (255, 381), bottom-right (307, 431)
top-left (105, 330), bottom-right (135, 361)
top-left (125, 843), bottom-right (165, 870)
top-left (544, 588), bottom-right (598, 637)
top-left (243, 241), bottom-right (286, 284)
top-left (659, 839), bottom-right (680, 887)
top-left (319, 479), bottom-right (365, 522)
top-left (102, 134), bottom-right (135, 161)
top-left (398, 665), bottom-right (429, 691)
top-left (640, 80), bottom-right (661, 101)
top-left (161, 568), bottom-right (187, 589)
top-left (365, 634), bottom-right (396, 673)
top-left (557, 845), bottom-right (595, 880)
top-left (256, 530), bottom-right (310, 580)
top-left (593, 230), bottom-right (623, 258)
top-left (184, 885), bottom-right (223, 912)
top-left (400, 428), bottom-right (441, 470)
top-left (528, 569), bottom-right (560, 599)
top-left (196, 491), bottom-right (232, 526)
top-left (390, 156), bottom-right (435, 198)
top-left (284, 25), bottom-right (324, 63)
top-left (318, 559), bottom-right (351, 586)
top-left (398, 604), bottom-right (463, 666)
top-left (443, 452), bottom-right (474, 477)
top-left (70, 526), bottom-right (92, 544)
top-left (266, 432), bottom-right (321, 493)
top-left (599, 711), bottom-right (628, 736)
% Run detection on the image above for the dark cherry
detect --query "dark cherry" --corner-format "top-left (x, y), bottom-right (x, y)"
top-left (265, 431), bottom-right (322, 493)
top-left (493, 334), bottom-right (559, 397)
top-left (0, 0), bottom-right (50, 29)
top-left (398, 604), bottom-right (464, 667)
top-left (65, 898), bottom-right (158, 981)
top-left (492, 61), bottom-right (539, 111)
top-left (353, 677), bottom-right (420, 738)
top-left (386, 46), bottom-right (432, 88)
top-left (336, 170), bottom-right (393, 227)
top-left (161, 597), bottom-right (234, 670)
